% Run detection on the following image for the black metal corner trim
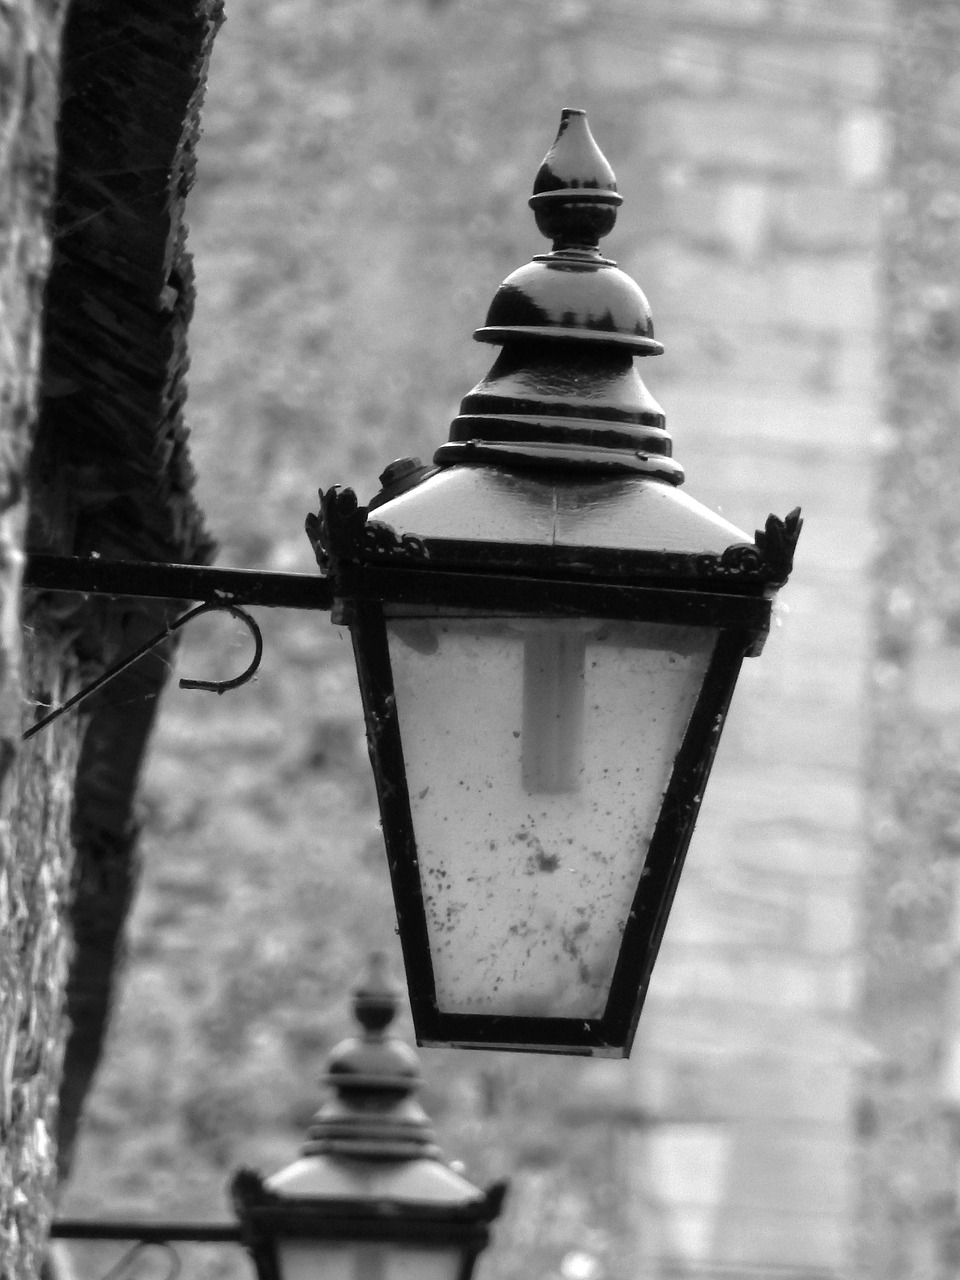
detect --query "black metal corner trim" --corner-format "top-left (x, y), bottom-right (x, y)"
top-left (311, 486), bottom-right (802, 592)
top-left (308, 487), bottom-right (428, 576)
top-left (752, 506), bottom-right (803, 587)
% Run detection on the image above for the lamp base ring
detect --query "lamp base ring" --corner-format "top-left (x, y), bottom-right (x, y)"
top-left (433, 439), bottom-right (684, 482)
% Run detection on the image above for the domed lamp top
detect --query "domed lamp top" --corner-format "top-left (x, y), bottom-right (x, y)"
top-left (475, 108), bottom-right (662, 356)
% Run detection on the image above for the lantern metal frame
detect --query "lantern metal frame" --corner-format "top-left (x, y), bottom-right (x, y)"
top-left (231, 1168), bottom-right (502, 1280)
top-left (308, 485), bottom-right (799, 1056)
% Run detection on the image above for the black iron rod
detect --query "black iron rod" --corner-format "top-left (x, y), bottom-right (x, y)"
top-left (22, 601), bottom-right (265, 741)
top-left (24, 554), bottom-right (334, 611)
top-left (50, 1220), bottom-right (243, 1243)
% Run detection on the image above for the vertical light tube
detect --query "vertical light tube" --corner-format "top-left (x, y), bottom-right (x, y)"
top-left (522, 628), bottom-right (587, 793)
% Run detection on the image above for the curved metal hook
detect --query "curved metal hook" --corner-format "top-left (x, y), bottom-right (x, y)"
top-left (177, 602), bottom-right (263, 694)
top-left (23, 601), bottom-right (264, 741)
top-left (99, 1241), bottom-right (182, 1280)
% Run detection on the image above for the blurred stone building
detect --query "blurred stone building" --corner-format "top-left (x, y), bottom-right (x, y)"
top-left (573, 1), bottom-right (886, 1273)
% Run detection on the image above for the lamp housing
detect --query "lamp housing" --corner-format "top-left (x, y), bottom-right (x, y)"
top-left (306, 110), bottom-right (801, 1058)
top-left (232, 955), bottom-right (505, 1280)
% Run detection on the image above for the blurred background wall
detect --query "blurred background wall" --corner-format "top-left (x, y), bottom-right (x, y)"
top-left (54, 2), bottom-right (889, 1279)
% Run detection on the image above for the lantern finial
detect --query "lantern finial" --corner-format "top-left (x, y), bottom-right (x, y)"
top-left (530, 107), bottom-right (622, 251)
top-left (231, 951), bottom-right (507, 1278)
top-left (352, 949), bottom-right (401, 1035)
top-left (304, 953), bottom-right (440, 1160)
top-left (434, 109), bottom-right (682, 480)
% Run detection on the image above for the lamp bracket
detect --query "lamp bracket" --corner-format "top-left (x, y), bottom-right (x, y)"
top-left (23, 600), bottom-right (264, 740)
top-left (21, 554), bottom-right (335, 739)
top-left (24, 554), bottom-right (334, 610)
top-left (49, 1220), bottom-right (243, 1280)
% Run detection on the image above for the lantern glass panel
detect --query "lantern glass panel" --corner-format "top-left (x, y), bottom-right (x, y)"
top-left (385, 612), bottom-right (717, 1020)
top-left (277, 1240), bottom-right (465, 1280)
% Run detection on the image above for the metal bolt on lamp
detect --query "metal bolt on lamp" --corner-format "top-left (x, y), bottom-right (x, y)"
top-left (307, 109), bottom-right (801, 1058)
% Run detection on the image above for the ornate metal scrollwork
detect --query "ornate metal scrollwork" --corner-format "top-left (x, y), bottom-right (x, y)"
top-left (753, 506), bottom-right (803, 586)
top-left (308, 487), bottom-right (802, 591)
top-left (306, 485), bottom-right (364, 572)
top-left (308, 487), bottom-right (427, 573)
top-left (694, 508), bottom-right (802, 587)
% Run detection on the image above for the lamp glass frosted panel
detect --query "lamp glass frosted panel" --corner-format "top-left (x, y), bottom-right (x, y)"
top-left (385, 614), bottom-right (717, 1020)
top-left (278, 1241), bottom-right (463, 1280)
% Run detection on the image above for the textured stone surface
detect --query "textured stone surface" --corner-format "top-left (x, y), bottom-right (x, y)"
top-left (0, 3), bottom-right (73, 1276)
top-left (30, 0), bottom-right (224, 1187)
top-left (1, 1), bottom-right (223, 1273)
top-left (859, 2), bottom-right (960, 1277)
top-left (620, 0), bottom-right (885, 1270)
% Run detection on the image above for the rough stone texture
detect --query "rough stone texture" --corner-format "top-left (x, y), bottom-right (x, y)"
top-left (28, 0), bottom-right (223, 1186)
top-left (1, 0), bottom-right (222, 1272)
top-left (4, 681), bottom-right (82, 1280)
top-left (858, 2), bottom-right (960, 1277)
top-left (0, 3), bottom-right (73, 1276)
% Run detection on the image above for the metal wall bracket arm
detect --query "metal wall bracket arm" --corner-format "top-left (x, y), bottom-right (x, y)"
top-left (49, 1220), bottom-right (246, 1280)
top-left (23, 601), bottom-right (264, 741)
top-left (23, 553), bottom-right (335, 611)
top-left (50, 1219), bottom-right (243, 1242)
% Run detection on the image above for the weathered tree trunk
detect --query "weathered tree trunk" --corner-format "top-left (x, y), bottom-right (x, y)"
top-left (0, 3), bottom-right (73, 1277)
top-left (860, 3), bottom-right (960, 1276)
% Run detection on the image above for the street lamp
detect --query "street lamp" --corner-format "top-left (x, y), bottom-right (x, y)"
top-left (25, 106), bottom-right (800, 1062)
top-left (307, 109), bottom-right (801, 1058)
top-left (232, 953), bottom-right (506, 1280)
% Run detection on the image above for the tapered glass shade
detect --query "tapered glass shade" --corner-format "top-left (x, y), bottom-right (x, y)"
top-left (386, 611), bottom-right (717, 1022)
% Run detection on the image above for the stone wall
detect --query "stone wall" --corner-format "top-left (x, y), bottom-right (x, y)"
top-left (0, 2), bottom-right (222, 1275)
top-left (859, 3), bottom-right (960, 1277)
top-left (0, 4), bottom-right (75, 1277)
top-left (577, 1), bottom-right (888, 1271)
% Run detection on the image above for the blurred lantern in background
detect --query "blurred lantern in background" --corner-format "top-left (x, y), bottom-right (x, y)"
top-left (233, 954), bottom-right (506, 1280)
top-left (308, 109), bottom-right (800, 1058)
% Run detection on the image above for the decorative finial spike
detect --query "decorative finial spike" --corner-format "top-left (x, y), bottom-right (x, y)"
top-left (529, 108), bottom-right (623, 250)
top-left (304, 950), bottom-right (440, 1160)
top-left (352, 950), bottom-right (400, 1036)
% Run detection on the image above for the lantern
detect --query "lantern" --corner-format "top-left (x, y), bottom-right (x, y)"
top-left (232, 954), bottom-right (505, 1280)
top-left (306, 109), bottom-right (800, 1057)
